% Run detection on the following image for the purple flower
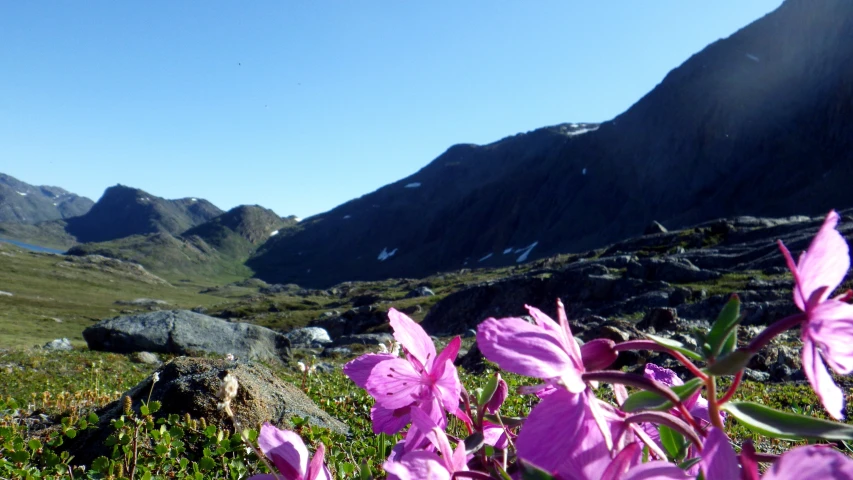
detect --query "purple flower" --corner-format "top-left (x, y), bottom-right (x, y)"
top-left (343, 309), bottom-right (462, 435)
top-left (248, 423), bottom-right (330, 480)
top-left (477, 301), bottom-right (587, 393)
top-left (477, 301), bottom-right (620, 453)
top-left (779, 210), bottom-right (853, 419)
top-left (643, 364), bottom-right (712, 424)
top-left (701, 427), bottom-right (853, 479)
top-left (517, 389), bottom-right (689, 480)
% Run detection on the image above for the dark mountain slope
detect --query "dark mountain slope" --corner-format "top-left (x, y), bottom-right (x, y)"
top-left (250, 0), bottom-right (853, 288)
top-left (0, 173), bottom-right (94, 224)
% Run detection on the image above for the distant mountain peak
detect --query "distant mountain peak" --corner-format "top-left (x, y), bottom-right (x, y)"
top-left (0, 173), bottom-right (94, 224)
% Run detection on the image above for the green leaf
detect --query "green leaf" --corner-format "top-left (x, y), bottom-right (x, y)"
top-left (706, 294), bottom-right (742, 358)
top-left (479, 374), bottom-right (500, 407)
top-left (621, 378), bottom-right (703, 412)
top-left (9, 449), bottom-right (30, 464)
top-left (646, 334), bottom-right (704, 362)
top-left (483, 413), bottom-right (525, 427)
top-left (521, 462), bottom-right (557, 480)
top-left (199, 457), bottom-right (216, 471)
top-left (723, 402), bottom-right (853, 440)
top-left (140, 404), bottom-right (150, 416)
top-left (64, 428), bottom-right (77, 439)
top-left (463, 431), bottom-right (485, 454)
top-left (658, 425), bottom-right (683, 460)
top-left (27, 439), bottom-right (42, 451)
top-left (720, 325), bottom-right (738, 357)
top-left (87, 412), bottom-right (99, 424)
top-left (92, 457), bottom-right (110, 474)
top-left (706, 350), bottom-right (753, 376)
top-left (148, 401), bottom-right (162, 413)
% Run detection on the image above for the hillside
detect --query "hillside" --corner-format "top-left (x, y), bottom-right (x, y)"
top-left (67, 205), bottom-right (294, 280)
top-left (249, 0), bottom-right (853, 288)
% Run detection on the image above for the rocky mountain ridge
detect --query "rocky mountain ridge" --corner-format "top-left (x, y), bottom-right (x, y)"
top-left (249, 0), bottom-right (853, 288)
top-left (0, 173), bottom-right (94, 225)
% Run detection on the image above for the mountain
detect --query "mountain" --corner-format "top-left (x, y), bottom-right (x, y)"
top-left (249, 0), bottom-right (853, 288)
top-left (0, 173), bottom-right (94, 224)
top-left (64, 185), bottom-right (224, 243)
top-left (67, 205), bottom-right (294, 278)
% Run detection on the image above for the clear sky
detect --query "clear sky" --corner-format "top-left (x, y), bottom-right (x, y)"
top-left (1, 1), bottom-right (783, 219)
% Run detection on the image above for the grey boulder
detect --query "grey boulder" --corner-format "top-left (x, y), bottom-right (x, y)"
top-left (285, 327), bottom-right (332, 348)
top-left (83, 310), bottom-right (291, 362)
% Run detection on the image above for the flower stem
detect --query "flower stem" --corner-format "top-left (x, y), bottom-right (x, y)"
top-left (747, 313), bottom-right (805, 354)
top-left (705, 376), bottom-right (725, 430)
top-left (614, 340), bottom-right (708, 381)
top-left (716, 370), bottom-right (743, 405)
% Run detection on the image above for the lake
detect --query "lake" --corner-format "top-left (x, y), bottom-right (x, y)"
top-left (0, 237), bottom-right (66, 254)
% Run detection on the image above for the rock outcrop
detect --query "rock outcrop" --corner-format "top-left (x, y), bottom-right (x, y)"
top-left (62, 357), bottom-right (346, 466)
top-left (83, 310), bottom-right (291, 362)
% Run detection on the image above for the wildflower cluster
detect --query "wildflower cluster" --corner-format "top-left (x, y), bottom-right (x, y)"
top-left (256, 210), bottom-right (853, 479)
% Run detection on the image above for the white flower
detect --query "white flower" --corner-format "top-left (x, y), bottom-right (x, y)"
top-left (152, 372), bottom-right (160, 383)
top-left (297, 361), bottom-right (307, 372)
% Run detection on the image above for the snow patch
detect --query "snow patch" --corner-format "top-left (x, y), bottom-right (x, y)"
top-left (582, 168), bottom-right (587, 175)
top-left (503, 247), bottom-right (514, 255)
top-left (343, 215), bottom-right (352, 219)
top-left (515, 241), bottom-right (539, 263)
top-left (566, 126), bottom-right (599, 136)
top-left (191, 198), bottom-right (197, 202)
top-left (745, 53), bottom-right (760, 62)
top-left (404, 182), bottom-right (422, 188)
top-left (16, 191), bottom-right (26, 196)
top-left (378, 247), bottom-right (398, 261)
top-left (478, 253), bottom-right (493, 262)
top-left (53, 202), bottom-right (58, 206)
top-left (270, 230), bottom-right (279, 237)
top-left (294, 217), bottom-right (301, 222)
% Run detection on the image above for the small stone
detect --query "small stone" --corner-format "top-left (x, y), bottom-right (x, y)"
top-left (131, 351), bottom-right (161, 365)
top-left (743, 369), bottom-right (770, 382)
top-left (43, 338), bottom-right (73, 351)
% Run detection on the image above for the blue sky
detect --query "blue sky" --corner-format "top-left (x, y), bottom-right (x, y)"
top-left (1, 1), bottom-right (782, 219)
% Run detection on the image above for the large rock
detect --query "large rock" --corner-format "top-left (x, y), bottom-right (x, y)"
top-left (83, 310), bottom-right (291, 362)
top-left (285, 327), bottom-right (332, 348)
top-left (62, 357), bottom-right (347, 466)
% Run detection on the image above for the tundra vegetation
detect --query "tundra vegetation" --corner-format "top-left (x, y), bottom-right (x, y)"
top-left (2, 212), bottom-right (853, 478)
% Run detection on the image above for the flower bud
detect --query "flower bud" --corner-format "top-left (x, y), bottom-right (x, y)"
top-left (580, 338), bottom-right (618, 371)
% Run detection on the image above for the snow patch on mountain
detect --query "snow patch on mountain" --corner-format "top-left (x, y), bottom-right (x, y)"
top-left (378, 247), bottom-right (398, 261)
top-left (515, 241), bottom-right (539, 262)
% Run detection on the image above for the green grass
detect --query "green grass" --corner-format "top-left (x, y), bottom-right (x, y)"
top-left (0, 243), bottom-right (236, 348)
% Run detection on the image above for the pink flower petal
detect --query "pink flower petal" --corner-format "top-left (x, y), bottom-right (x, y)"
top-left (343, 353), bottom-right (396, 389)
top-left (700, 428), bottom-right (740, 480)
top-left (600, 443), bottom-right (641, 480)
top-left (622, 461), bottom-right (693, 480)
top-left (257, 423), bottom-right (307, 479)
top-left (802, 337), bottom-right (846, 420)
top-left (432, 358), bottom-right (462, 413)
top-left (304, 443), bottom-right (332, 480)
top-left (516, 388), bottom-right (590, 477)
top-left (371, 405), bottom-right (412, 435)
top-left (808, 300), bottom-right (853, 374)
top-left (384, 451), bottom-right (451, 480)
top-left (389, 308), bottom-right (437, 369)
top-left (477, 317), bottom-right (583, 390)
top-left (367, 358), bottom-right (427, 410)
top-left (763, 444), bottom-right (853, 479)
top-left (797, 211), bottom-right (849, 307)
